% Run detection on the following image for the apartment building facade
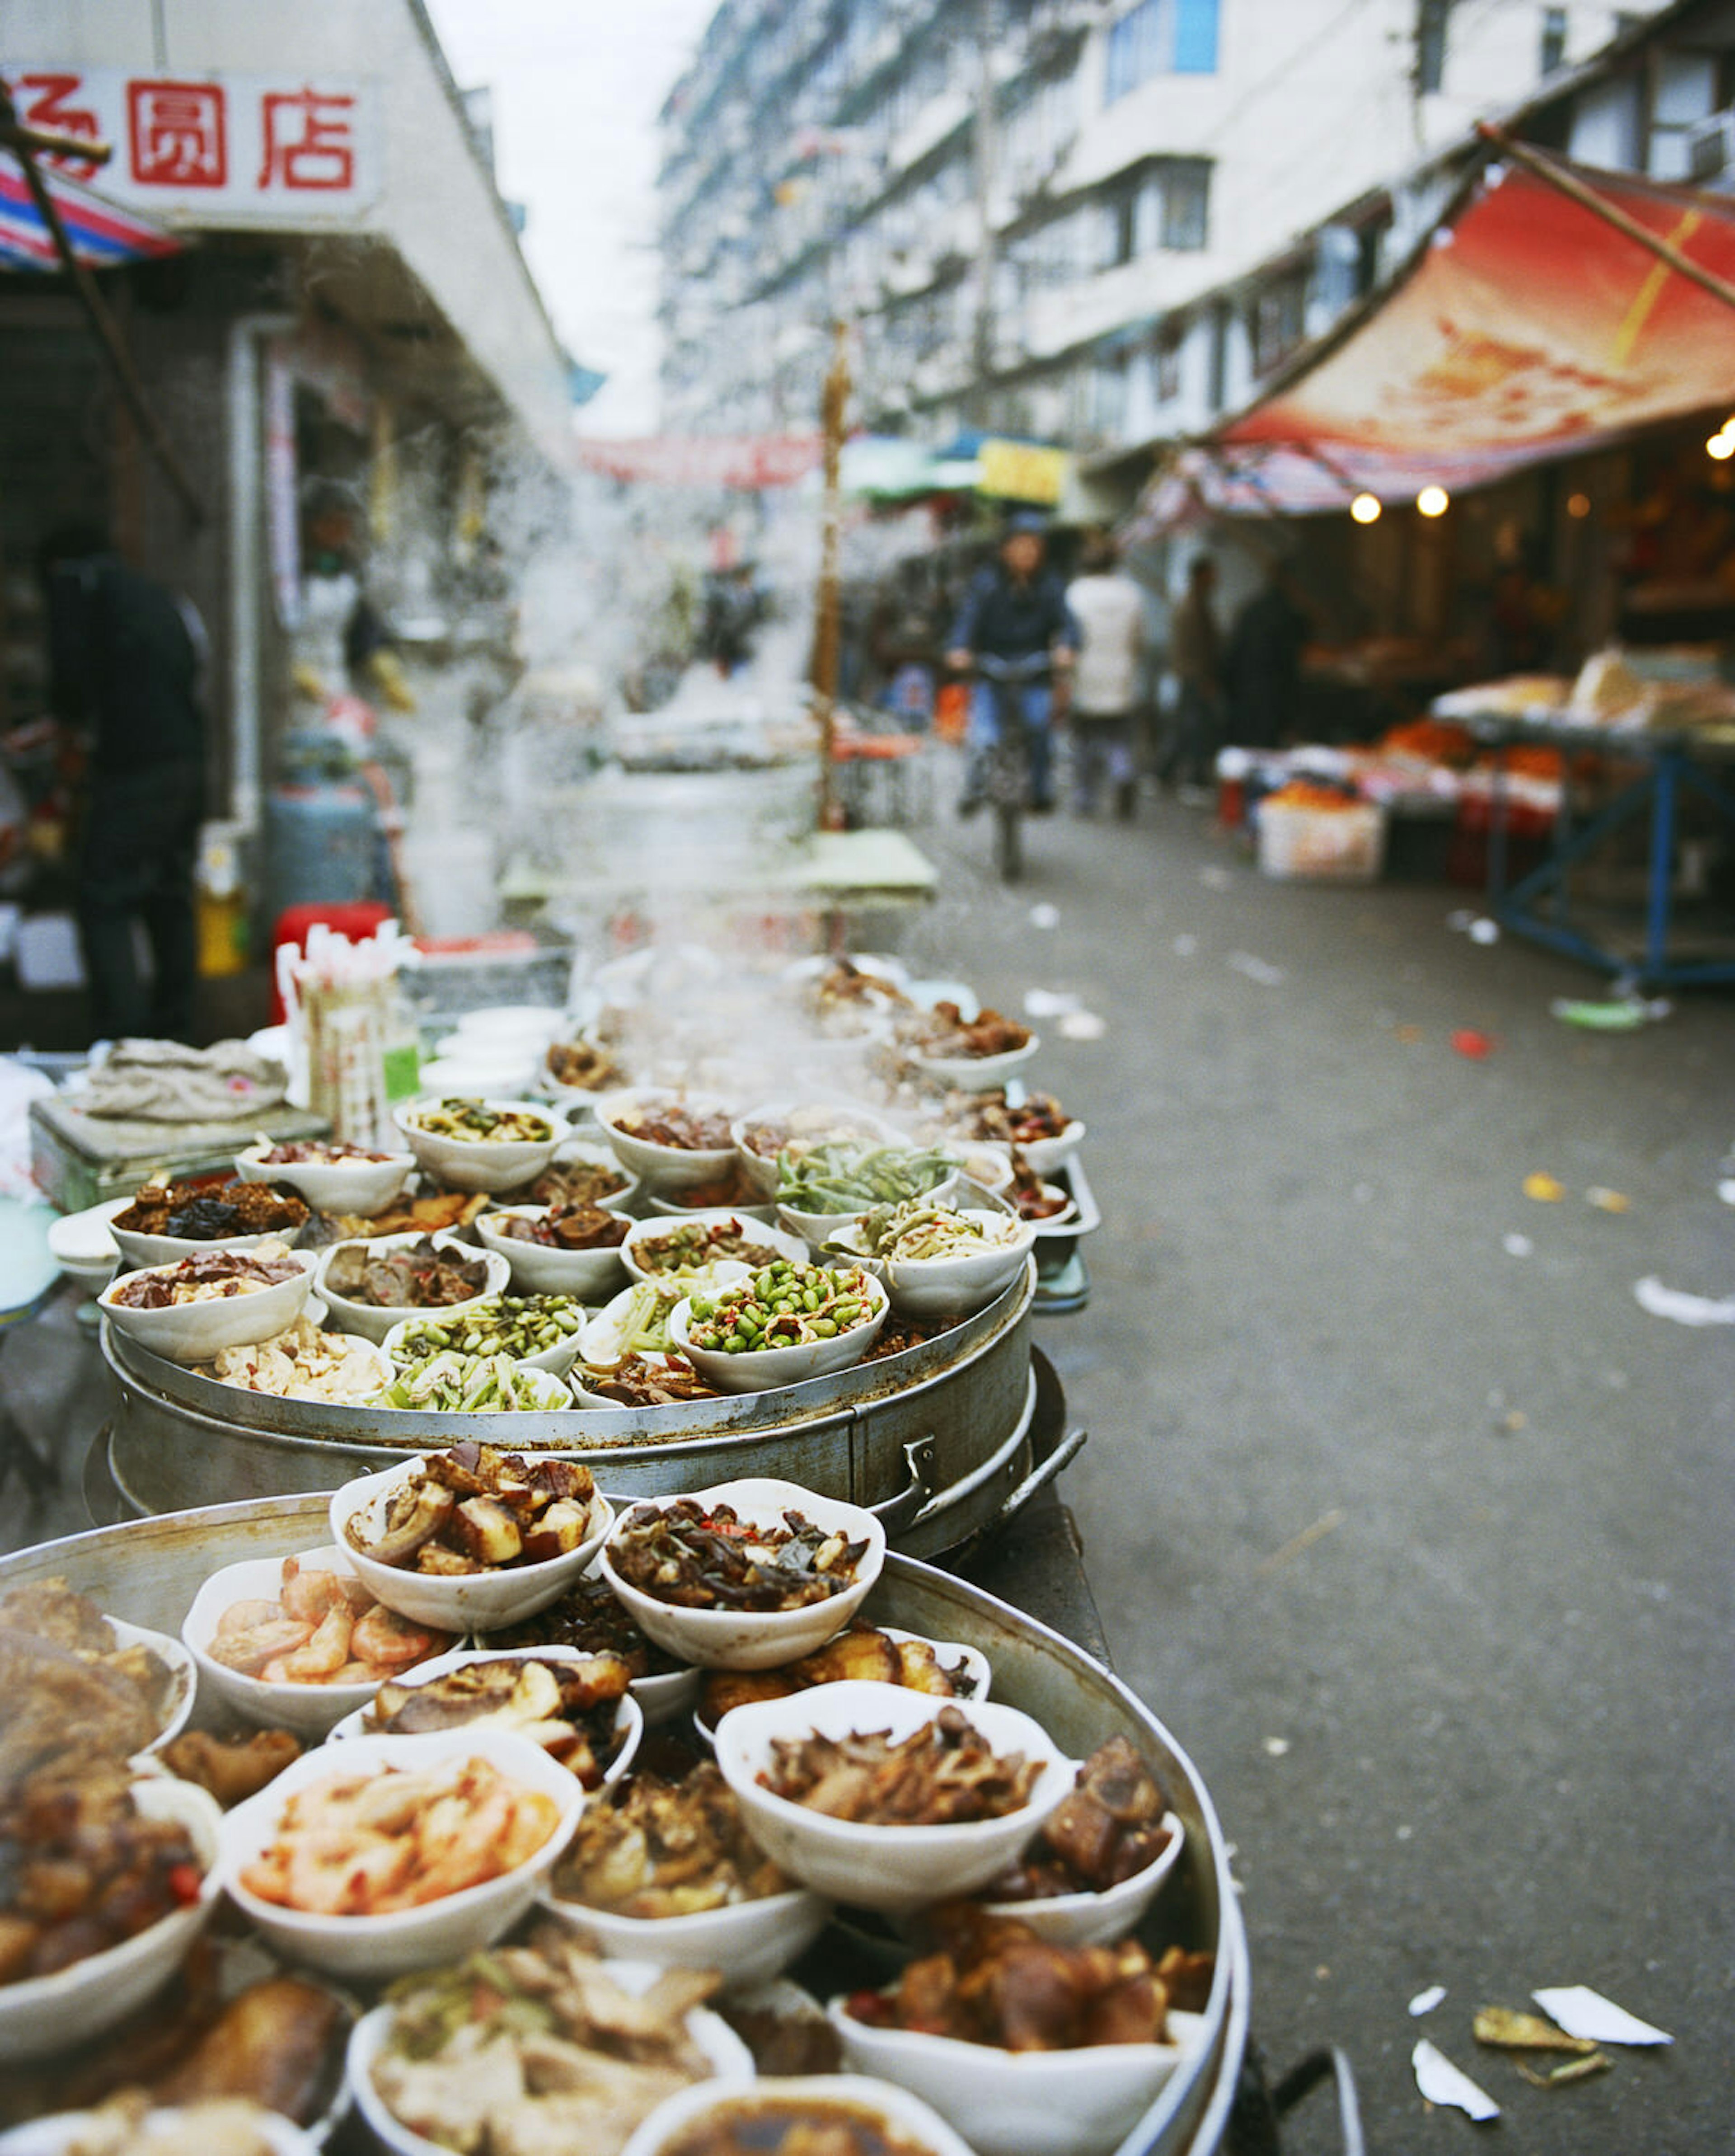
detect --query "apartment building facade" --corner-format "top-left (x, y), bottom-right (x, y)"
top-left (656, 0), bottom-right (1675, 459)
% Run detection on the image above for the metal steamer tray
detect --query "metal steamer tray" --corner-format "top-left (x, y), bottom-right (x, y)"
top-left (0, 1496), bottom-right (1249, 2156)
top-left (99, 1264), bottom-right (1056, 1559)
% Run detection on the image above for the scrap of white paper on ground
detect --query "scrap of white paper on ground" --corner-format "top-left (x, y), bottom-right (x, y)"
top-left (1023, 989), bottom-right (1081, 1018)
top-left (1633, 1276), bottom-right (1735, 1326)
top-left (1058, 1011), bottom-right (1106, 1041)
top-left (1409, 1985), bottom-right (1446, 2016)
top-left (1199, 865), bottom-right (1233, 890)
top-left (1027, 903), bottom-right (1060, 930)
top-left (1532, 1987), bottom-right (1673, 2046)
top-left (1173, 934), bottom-right (1198, 958)
top-left (1717, 1179), bottom-right (1735, 1207)
top-left (1503, 1233), bottom-right (1533, 1257)
top-left (1413, 2039), bottom-right (1499, 2122)
top-left (1227, 951), bottom-right (1285, 986)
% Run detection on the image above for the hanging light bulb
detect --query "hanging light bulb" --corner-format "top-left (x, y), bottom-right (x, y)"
top-left (1567, 493), bottom-right (1591, 518)
top-left (1417, 485), bottom-right (1450, 517)
top-left (1350, 493), bottom-right (1382, 524)
top-left (1707, 432), bottom-right (1735, 462)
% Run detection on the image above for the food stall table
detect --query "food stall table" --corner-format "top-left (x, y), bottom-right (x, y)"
top-left (1466, 711), bottom-right (1735, 987)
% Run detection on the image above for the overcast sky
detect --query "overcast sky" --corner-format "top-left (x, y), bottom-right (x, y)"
top-left (423, 0), bottom-right (717, 438)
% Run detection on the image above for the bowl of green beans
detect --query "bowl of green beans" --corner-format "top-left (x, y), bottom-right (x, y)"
top-left (773, 1141), bottom-right (959, 1247)
top-left (383, 1292), bottom-right (588, 1378)
top-left (669, 1259), bottom-right (889, 1393)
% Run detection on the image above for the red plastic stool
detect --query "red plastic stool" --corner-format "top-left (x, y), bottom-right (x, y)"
top-left (269, 902), bottom-right (394, 1021)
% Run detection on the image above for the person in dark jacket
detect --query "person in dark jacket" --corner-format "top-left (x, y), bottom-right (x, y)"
top-left (945, 512), bottom-right (1078, 813)
top-left (42, 523), bottom-right (206, 1041)
top-left (1224, 570), bottom-right (1308, 751)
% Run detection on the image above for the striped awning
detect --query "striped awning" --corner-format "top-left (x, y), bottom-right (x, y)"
top-left (0, 151), bottom-right (182, 271)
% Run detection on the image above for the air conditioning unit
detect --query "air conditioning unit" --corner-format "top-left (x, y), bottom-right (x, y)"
top-left (1686, 109), bottom-right (1735, 185)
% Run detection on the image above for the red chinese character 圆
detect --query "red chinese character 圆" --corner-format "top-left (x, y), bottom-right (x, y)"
top-left (127, 79), bottom-right (227, 187)
top-left (13, 73), bottom-right (102, 178)
top-left (256, 89), bottom-right (354, 192)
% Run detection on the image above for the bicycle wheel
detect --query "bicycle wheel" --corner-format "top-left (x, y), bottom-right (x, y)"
top-left (986, 730), bottom-right (1026, 881)
top-left (994, 796), bottom-right (1022, 880)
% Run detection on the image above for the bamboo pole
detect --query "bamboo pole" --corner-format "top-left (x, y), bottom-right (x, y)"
top-left (0, 87), bottom-right (205, 526)
top-left (1478, 124), bottom-right (1735, 319)
top-left (811, 317), bottom-right (850, 835)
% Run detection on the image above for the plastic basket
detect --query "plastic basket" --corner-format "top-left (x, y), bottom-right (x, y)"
top-left (1257, 800), bottom-right (1387, 883)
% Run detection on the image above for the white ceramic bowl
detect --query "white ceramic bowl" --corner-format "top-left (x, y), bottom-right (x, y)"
top-left (0, 1775), bottom-right (222, 2063)
top-left (623, 2076), bottom-right (975, 2156)
top-left (332, 1461), bottom-right (614, 1634)
top-left (312, 1233), bottom-right (509, 1347)
top-left (950, 1145), bottom-right (1016, 1195)
top-left (774, 1163), bottom-right (959, 1251)
top-left (622, 1208), bottom-right (807, 1288)
top-left (691, 1626), bottom-right (993, 1749)
top-left (541, 1868), bottom-right (827, 1989)
top-left (219, 1729), bottom-right (586, 1981)
top-left (730, 1100), bottom-right (905, 1200)
top-left (109, 1616), bottom-right (198, 1750)
top-left (181, 1542), bottom-right (438, 1739)
top-left (906, 1032), bottom-right (1040, 1092)
top-left (827, 1997), bottom-right (1208, 2156)
top-left (0, 2112), bottom-right (318, 2156)
top-left (235, 1142), bottom-right (417, 1217)
top-left (978, 1811), bottom-right (1186, 1946)
top-left (100, 1249), bottom-right (317, 1365)
top-left (1010, 1120), bottom-right (1086, 1178)
top-left (831, 1212), bottom-right (1036, 1321)
top-left (332, 1645), bottom-right (643, 1785)
top-left (600, 1478), bottom-right (885, 1672)
top-left (349, 1962), bottom-right (753, 2156)
top-left (414, 1055), bottom-right (539, 1100)
top-left (474, 1206), bottom-right (634, 1299)
top-left (594, 1090), bottom-right (740, 1194)
top-left (46, 1197), bottom-right (127, 1289)
top-left (381, 1299), bottom-right (583, 1379)
top-left (714, 1681), bottom-right (1074, 1914)
top-left (394, 1100), bottom-right (566, 1195)
top-left (668, 1273), bottom-right (888, 1395)
top-left (108, 1211), bottom-right (308, 1272)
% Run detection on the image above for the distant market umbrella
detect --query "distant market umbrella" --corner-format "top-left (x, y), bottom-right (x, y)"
top-left (1143, 144), bottom-right (1735, 522)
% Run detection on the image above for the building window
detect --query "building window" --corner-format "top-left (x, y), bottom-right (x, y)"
top-left (1416, 0), bottom-right (1450, 96)
top-left (1154, 321), bottom-right (1184, 401)
top-left (1539, 7), bottom-right (1567, 74)
top-left (1106, 0), bottom-right (1219, 104)
top-left (1251, 268), bottom-right (1308, 376)
top-left (1159, 160), bottom-right (1210, 249)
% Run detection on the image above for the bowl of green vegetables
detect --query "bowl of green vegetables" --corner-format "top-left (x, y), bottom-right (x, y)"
top-left (383, 1292), bottom-right (587, 1378)
top-left (773, 1139), bottom-right (959, 1246)
top-left (669, 1258), bottom-right (889, 1393)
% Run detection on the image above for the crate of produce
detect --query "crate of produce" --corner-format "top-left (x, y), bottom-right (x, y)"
top-left (1256, 793), bottom-right (1387, 883)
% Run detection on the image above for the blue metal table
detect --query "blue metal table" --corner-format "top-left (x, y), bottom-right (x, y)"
top-left (1469, 711), bottom-right (1735, 988)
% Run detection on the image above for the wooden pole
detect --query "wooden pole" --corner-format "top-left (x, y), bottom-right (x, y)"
top-left (0, 87), bottom-right (205, 526)
top-left (812, 317), bottom-right (850, 835)
top-left (1479, 124), bottom-right (1735, 320)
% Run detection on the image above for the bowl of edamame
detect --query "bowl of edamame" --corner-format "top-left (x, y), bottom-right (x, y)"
top-left (669, 1259), bottom-right (889, 1393)
top-left (383, 1292), bottom-right (588, 1378)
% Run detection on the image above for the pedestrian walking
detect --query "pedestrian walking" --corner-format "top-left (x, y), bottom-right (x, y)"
top-left (946, 513), bottom-right (1078, 815)
top-left (1159, 554), bottom-right (1224, 804)
top-left (42, 523), bottom-right (206, 1042)
top-left (1064, 530), bottom-right (1145, 819)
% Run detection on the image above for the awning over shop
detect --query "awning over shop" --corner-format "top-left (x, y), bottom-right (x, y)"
top-left (0, 151), bottom-right (180, 270)
top-left (1155, 152), bottom-right (1735, 520)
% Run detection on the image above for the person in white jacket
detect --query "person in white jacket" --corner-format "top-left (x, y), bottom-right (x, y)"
top-left (1064, 531), bottom-right (1146, 819)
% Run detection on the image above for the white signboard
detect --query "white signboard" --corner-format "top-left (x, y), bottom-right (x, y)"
top-left (2, 65), bottom-right (381, 225)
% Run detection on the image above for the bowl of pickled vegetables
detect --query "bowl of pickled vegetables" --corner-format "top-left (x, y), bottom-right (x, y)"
top-left (394, 1099), bottom-right (565, 1194)
top-left (826, 1200), bottom-right (1035, 1319)
top-left (773, 1141), bottom-right (957, 1246)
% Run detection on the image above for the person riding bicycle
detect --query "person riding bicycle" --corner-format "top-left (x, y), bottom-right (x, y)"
top-left (946, 512), bottom-right (1078, 817)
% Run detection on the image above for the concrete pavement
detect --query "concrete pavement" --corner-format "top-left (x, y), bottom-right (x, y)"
top-left (898, 771), bottom-right (1734, 2151)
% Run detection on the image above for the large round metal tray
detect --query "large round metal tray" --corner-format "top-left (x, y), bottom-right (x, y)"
top-left (101, 1264), bottom-right (1037, 1554)
top-left (0, 1495), bottom-right (1247, 2156)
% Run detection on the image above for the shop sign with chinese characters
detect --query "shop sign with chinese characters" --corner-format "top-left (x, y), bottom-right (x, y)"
top-left (3, 66), bottom-right (380, 224)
